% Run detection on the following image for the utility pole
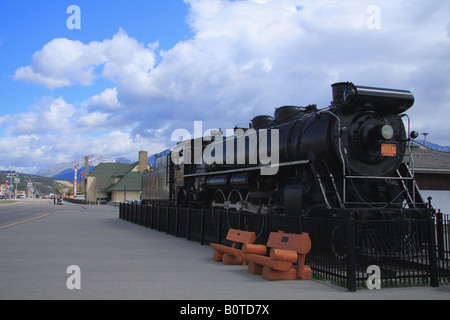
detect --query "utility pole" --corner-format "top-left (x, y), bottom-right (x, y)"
top-left (14, 172), bottom-right (20, 198)
top-left (9, 167), bottom-right (13, 199)
top-left (74, 163), bottom-right (78, 198)
top-left (26, 178), bottom-right (33, 198)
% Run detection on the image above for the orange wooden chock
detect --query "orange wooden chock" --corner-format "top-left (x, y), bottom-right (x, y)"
top-left (270, 248), bottom-right (298, 263)
top-left (210, 229), bottom-right (257, 265)
top-left (242, 243), bottom-right (267, 255)
top-left (242, 231), bottom-right (312, 281)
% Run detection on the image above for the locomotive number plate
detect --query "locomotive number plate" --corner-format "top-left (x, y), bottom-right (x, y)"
top-left (381, 144), bottom-right (397, 157)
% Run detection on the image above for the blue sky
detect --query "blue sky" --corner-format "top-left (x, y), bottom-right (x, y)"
top-left (1, 0), bottom-right (449, 173)
top-left (0, 0), bottom-right (190, 115)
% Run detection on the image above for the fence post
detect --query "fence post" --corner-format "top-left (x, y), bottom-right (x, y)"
top-left (175, 207), bottom-right (180, 238)
top-left (137, 204), bottom-right (141, 225)
top-left (140, 205), bottom-right (144, 226)
top-left (263, 214), bottom-right (269, 240)
top-left (143, 205), bottom-right (148, 227)
top-left (428, 216), bottom-right (439, 287)
top-left (238, 209), bottom-right (242, 230)
top-left (157, 206), bottom-right (161, 231)
top-left (149, 205), bottom-right (154, 229)
top-left (217, 210), bottom-right (222, 244)
top-left (166, 207), bottom-right (170, 234)
top-left (346, 218), bottom-right (357, 292)
top-left (136, 204), bottom-right (139, 225)
top-left (200, 208), bottom-right (205, 245)
top-left (187, 208), bottom-right (191, 241)
top-left (436, 210), bottom-right (445, 260)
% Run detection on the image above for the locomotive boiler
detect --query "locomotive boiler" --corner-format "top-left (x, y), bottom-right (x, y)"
top-left (142, 82), bottom-right (434, 221)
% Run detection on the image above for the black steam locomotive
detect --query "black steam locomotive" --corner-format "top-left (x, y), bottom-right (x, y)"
top-left (142, 82), bottom-right (434, 221)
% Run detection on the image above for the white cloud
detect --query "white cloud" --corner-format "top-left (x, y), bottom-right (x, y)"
top-left (14, 29), bottom-right (157, 90)
top-left (83, 87), bottom-right (121, 111)
top-left (6, 97), bottom-right (76, 135)
top-left (0, 131), bottom-right (166, 172)
top-left (0, 96), bottom-right (132, 171)
top-left (6, 0), bottom-right (450, 172)
top-left (14, 38), bottom-right (104, 89)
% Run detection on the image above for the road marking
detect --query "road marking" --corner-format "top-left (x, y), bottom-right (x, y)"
top-left (0, 213), bottom-right (54, 230)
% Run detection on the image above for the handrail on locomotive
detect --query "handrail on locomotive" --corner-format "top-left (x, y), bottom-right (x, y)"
top-left (322, 107), bottom-right (421, 210)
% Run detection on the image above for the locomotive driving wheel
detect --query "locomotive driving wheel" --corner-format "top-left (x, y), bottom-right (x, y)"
top-left (227, 189), bottom-right (243, 211)
top-left (211, 189), bottom-right (227, 210)
top-left (331, 224), bottom-right (347, 260)
top-left (306, 204), bottom-right (346, 259)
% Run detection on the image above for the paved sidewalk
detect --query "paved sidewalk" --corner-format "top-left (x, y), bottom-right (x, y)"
top-left (0, 201), bottom-right (449, 300)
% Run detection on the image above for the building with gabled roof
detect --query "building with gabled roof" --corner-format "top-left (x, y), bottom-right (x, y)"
top-left (408, 141), bottom-right (450, 214)
top-left (85, 151), bottom-right (149, 204)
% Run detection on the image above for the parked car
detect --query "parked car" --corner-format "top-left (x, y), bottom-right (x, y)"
top-left (124, 199), bottom-right (141, 204)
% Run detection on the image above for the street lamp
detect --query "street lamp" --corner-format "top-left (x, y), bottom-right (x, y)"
top-left (12, 161), bottom-right (24, 199)
top-left (0, 161), bottom-right (15, 199)
top-left (25, 177), bottom-right (33, 198)
top-left (0, 160), bottom-right (24, 199)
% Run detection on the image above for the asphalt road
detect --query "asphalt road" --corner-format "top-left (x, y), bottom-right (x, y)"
top-left (0, 200), bottom-right (54, 230)
top-left (0, 199), bottom-right (449, 303)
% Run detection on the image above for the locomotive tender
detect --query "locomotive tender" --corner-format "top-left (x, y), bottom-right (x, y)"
top-left (142, 82), bottom-right (434, 220)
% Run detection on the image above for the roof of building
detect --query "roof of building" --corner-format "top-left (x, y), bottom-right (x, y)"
top-left (106, 171), bottom-right (143, 192)
top-left (87, 162), bottom-right (143, 191)
top-left (111, 162), bottom-right (138, 178)
top-left (409, 145), bottom-right (450, 173)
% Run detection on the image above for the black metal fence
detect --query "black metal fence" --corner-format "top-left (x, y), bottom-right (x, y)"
top-left (119, 203), bottom-right (450, 291)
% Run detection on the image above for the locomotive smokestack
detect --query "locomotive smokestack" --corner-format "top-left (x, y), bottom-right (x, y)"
top-left (331, 82), bottom-right (353, 105)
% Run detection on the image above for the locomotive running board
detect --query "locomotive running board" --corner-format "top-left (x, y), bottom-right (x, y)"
top-left (183, 160), bottom-right (311, 178)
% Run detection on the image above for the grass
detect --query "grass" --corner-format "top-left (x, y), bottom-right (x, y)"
top-left (0, 200), bottom-right (18, 204)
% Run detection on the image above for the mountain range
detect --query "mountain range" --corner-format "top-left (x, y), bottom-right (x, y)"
top-left (36, 154), bottom-right (131, 181)
top-left (415, 140), bottom-right (450, 153)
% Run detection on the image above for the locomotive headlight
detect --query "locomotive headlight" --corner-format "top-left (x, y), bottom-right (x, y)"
top-left (381, 124), bottom-right (394, 140)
